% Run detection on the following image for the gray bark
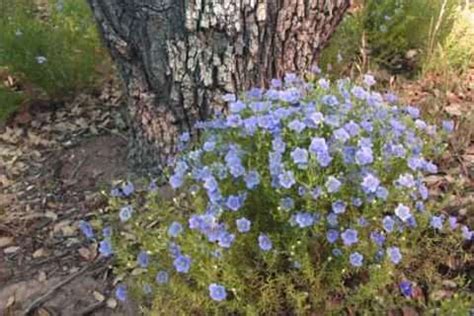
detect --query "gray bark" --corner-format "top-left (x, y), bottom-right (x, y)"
top-left (87, 0), bottom-right (350, 174)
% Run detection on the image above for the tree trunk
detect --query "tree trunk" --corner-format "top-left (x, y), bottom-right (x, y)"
top-left (87, 0), bottom-right (350, 174)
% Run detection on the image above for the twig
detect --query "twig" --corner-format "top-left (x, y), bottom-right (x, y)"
top-left (22, 263), bottom-right (93, 315)
top-left (0, 223), bottom-right (17, 236)
top-left (429, 0), bottom-right (449, 55)
top-left (100, 127), bottom-right (128, 141)
top-left (78, 301), bottom-right (106, 315)
top-left (70, 157), bottom-right (88, 180)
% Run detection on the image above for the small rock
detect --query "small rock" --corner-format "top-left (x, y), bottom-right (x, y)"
top-left (93, 291), bottom-right (105, 302)
top-left (106, 298), bottom-right (117, 309)
top-left (38, 271), bottom-right (47, 282)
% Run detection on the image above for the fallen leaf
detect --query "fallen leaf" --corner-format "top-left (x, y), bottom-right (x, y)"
top-left (6, 295), bottom-right (15, 308)
top-left (36, 307), bottom-right (51, 316)
top-left (44, 211), bottom-right (58, 221)
top-left (4, 246), bottom-right (20, 254)
top-left (33, 248), bottom-right (47, 258)
top-left (78, 247), bottom-right (93, 261)
top-left (0, 237), bottom-right (14, 248)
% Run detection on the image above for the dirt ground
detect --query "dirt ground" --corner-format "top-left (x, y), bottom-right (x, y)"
top-left (0, 82), bottom-right (138, 315)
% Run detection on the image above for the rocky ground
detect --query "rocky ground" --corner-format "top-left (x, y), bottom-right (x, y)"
top-left (0, 71), bottom-right (473, 315)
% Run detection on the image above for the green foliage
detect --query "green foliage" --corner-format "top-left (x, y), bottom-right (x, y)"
top-left (423, 7), bottom-right (474, 80)
top-left (0, 0), bottom-right (107, 99)
top-left (0, 85), bottom-right (24, 122)
top-left (321, 0), bottom-right (461, 74)
top-left (92, 76), bottom-right (472, 314)
top-left (319, 11), bottom-right (364, 75)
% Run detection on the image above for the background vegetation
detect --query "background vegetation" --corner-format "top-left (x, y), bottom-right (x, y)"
top-left (0, 0), bottom-right (109, 121)
top-left (320, 0), bottom-right (473, 82)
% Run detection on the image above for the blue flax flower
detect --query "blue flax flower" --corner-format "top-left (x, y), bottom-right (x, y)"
top-left (156, 271), bottom-right (169, 284)
top-left (400, 280), bottom-right (413, 297)
top-left (341, 229), bottom-right (358, 246)
top-left (383, 216), bottom-right (395, 233)
top-left (168, 221), bottom-right (183, 237)
top-left (209, 283), bottom-right (227, 301)
top-left (236, 218), bottom-right (251, 233)
top-left (279, 171), bottom-right (296, 189)
top-left (119, 205), bottom-right (133, 222)
top-left (99, 239), bottom-right (113, 257)
top-left (79, 220), bottom-right (94, 239)
top-left (395, 204), bottom-right (411, 222)
top-left (430, 215), bottom-right (444, 230)
top-left (258, 234), bottom-right (272, 251)
top-left (115, 284), bottom-right (127, 302)
top-left (326, 229), bottom-right (339, 243)
top-left (326, 176), bottom-right (342, 193)
top-left (332, 200), bottom-right (346, 214)
top-left (137, 250), bottom-right (149, 268)
top-left (294, 212), bottom-right (315, 228)
top-left (361, 174), bottom-right (380, 193)
top-left (173, 255), bottom-right (192, 273)
top-left (350, 252), bottom-right (364, 267)
top-left (387, 246), bottom-right (402, 264)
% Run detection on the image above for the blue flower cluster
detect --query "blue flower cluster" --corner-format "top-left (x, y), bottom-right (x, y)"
top-left (81, 74), bottom-right (472, 303)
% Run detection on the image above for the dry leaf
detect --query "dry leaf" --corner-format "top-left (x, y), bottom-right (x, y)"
top-left (36, 307), bottom-right (52, 316)
top-left (444, 104), bottom-right (463, 116)
top-left (4, 246), bottom-right (20, 254)
top-left (78, 247), bottom-right (94, 261)
top-left (32, 248), bottom-right (47, 258)
top-left (0, 237), bottom-right (14, 248)
top-left (6, 295), bottom-right (15, 308)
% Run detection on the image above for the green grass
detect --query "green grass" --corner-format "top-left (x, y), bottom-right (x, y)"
top-left (0, 0), bottom-right (109, 99)
top-left (0, 86), bottom-right (24, 122)
top-left (320, 0), bottom-right (462, 77)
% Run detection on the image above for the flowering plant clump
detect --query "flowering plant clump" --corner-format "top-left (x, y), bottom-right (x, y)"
top-left (83, 74), bottom-right (472, 314)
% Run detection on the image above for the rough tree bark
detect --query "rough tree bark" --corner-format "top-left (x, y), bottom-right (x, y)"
top-left (87, 0), bottom-right (350, 174)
